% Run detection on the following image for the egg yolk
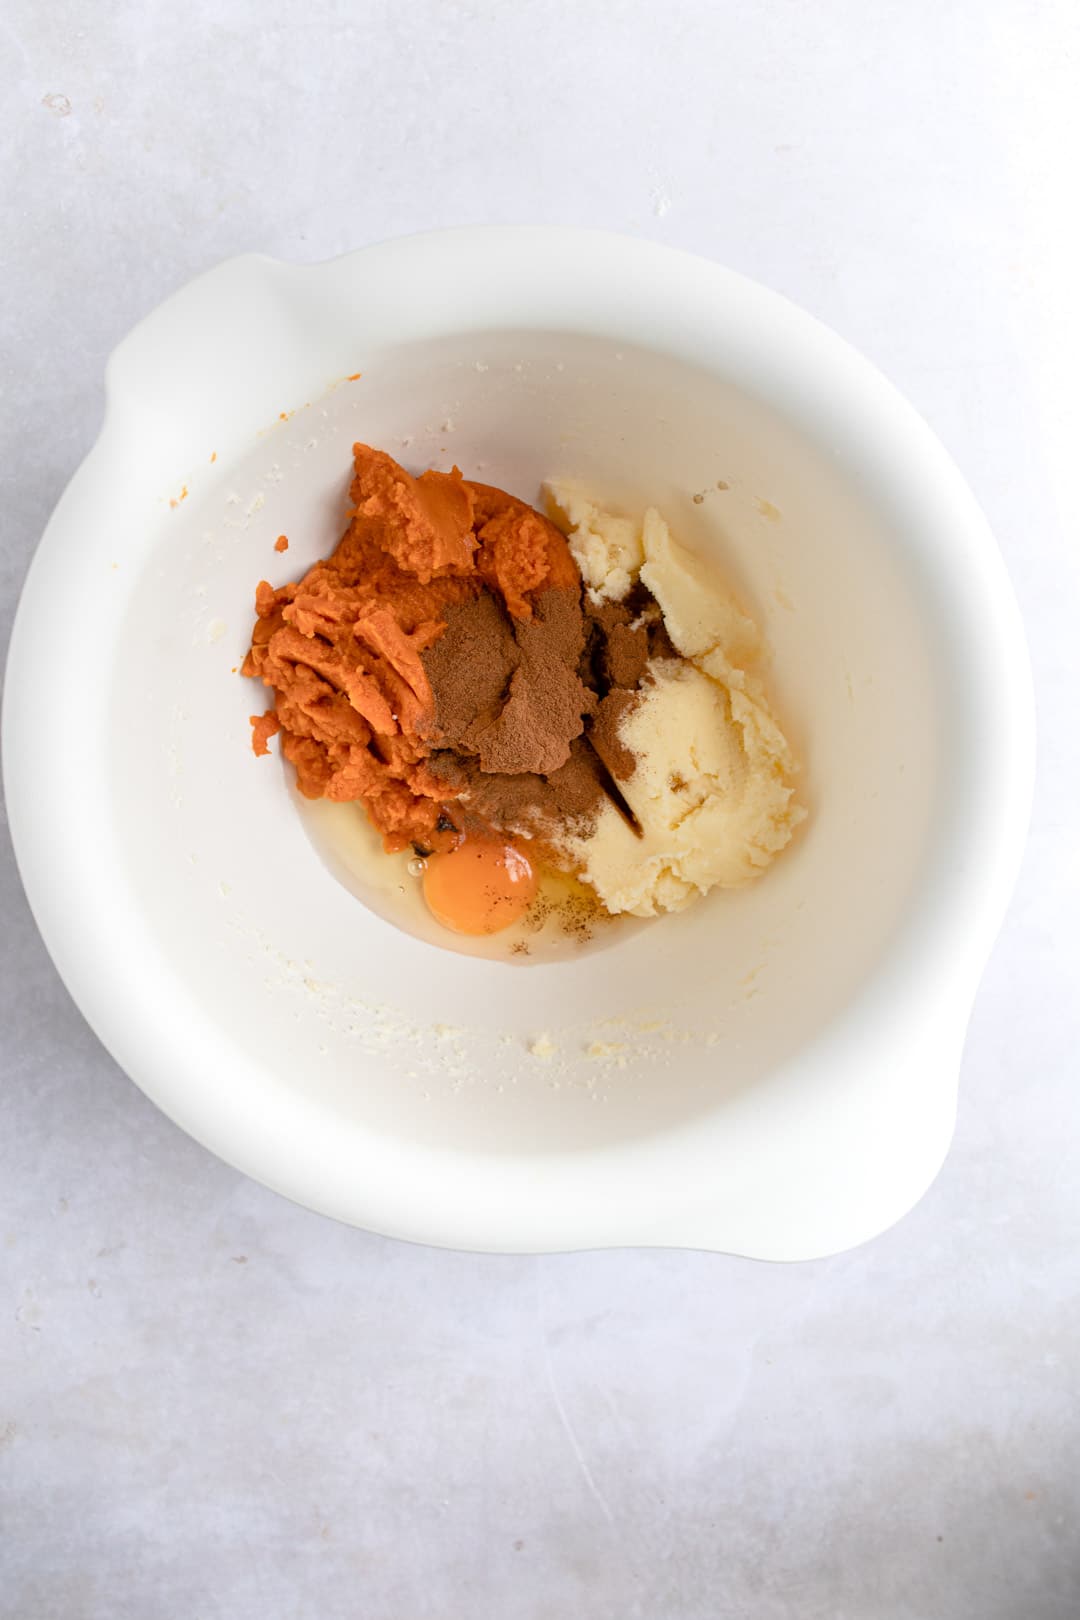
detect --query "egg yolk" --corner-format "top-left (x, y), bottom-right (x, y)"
top-left (421, 838), bottom-right (538, 936)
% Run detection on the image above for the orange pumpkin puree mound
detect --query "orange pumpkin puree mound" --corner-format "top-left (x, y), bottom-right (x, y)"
top-left (242, 443), bottom-right (578, 852)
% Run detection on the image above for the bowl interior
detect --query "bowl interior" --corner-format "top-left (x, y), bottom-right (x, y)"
top-left (108, 325), bottom-right (939, 1156)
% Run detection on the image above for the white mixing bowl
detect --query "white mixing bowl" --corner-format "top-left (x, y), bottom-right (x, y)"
top-left (3, 228), bottom-right (1034, 1259)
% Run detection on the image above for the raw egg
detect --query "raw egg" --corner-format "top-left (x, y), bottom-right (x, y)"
top-left (421, 837), bottom-right (538, 935)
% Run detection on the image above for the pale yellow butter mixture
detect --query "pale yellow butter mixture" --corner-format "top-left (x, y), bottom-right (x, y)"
top-left (546, 484), bottom-right (805, 917)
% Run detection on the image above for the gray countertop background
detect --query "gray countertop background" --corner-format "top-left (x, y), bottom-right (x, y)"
top-left (2, 3), bottom-right (1078, 1616)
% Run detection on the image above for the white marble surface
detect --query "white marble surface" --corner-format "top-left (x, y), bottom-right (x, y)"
top-left (2, 2), bottom-right (1078, 1615)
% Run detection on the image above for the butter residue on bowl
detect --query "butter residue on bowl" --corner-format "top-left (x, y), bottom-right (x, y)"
top-left (545, 485), bottom-right (805, 918)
